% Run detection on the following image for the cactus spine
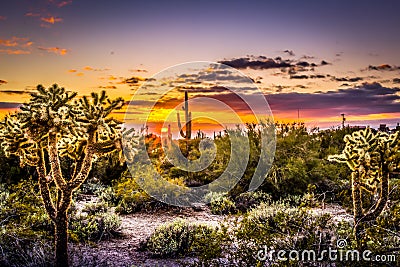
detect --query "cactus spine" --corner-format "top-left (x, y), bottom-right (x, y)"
top-left (177, 91), bottom-right (192, 140)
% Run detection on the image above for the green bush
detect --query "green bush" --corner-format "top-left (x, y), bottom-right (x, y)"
top-left (77, 177), bottom-right (106, 195)
top-left (69, 201), bottom-right (121, 242)
top-left (108, 167), bottom-right (187, 213)
top-left (274, 194), bottom-right (303, 207)
top-left (234, 191), bottom-right (272, 212)
top-left (112, 176), bottom-right (153, 214)
top-left (0, 180), bottom-right (54, 266)
top-left (205, 192), bottom-right (236, 215)
top-left (145, 219), bottom-right (226, 259)
top-left (0, 179), bottom-right (52, 237)
top-left (231, 203), bottom-right (334, 266)
top-left (81, 201), bottom-right (109, 215)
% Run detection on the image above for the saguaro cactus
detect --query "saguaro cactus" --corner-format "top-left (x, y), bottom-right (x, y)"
top-left (177, 91), bottom-right (192, 140)
top-left (328, 128), bottom-right (399, 242)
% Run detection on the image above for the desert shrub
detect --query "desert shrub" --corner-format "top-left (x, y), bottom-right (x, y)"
top-left (298, 184), bottom-right (320, 208)
top-left (331, 220), bottom-right (400, 267)
top-left (78, 177), bottom-right (106, 196)
top-left (299, 192), bottom-right (318, 208)
top-left (274, 194), bottom-right (303, 207)
top-left (112, 176), bottom-right (153, 214)
top-left (205, 192), bottom-right (236, 215)
top-left (0, 233), bottom-right (54, 267)
top-left (363, 187), bottom-right (400, 258)
top-left (145, 219), bottom-right (226, 259)
top-left (233, 191), bottom-right (272, 212)
top-left (69, 201), bottom-right (121, 242)
top-left (97, 186), bottom-right (119, 206)
top-left (110, 168), bottom-right (186, 214)
top-left (231, 203), bottom-right (334, 266)
top-left (0, 180), bottom-right (54, 266)
top-left (0, 179), bottom-right (53, 237)
top-left (81, 201), bottom-right (109, 215)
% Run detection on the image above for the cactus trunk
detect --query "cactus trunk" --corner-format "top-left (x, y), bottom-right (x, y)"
top-left (177, 91), bottom-right (192, 140)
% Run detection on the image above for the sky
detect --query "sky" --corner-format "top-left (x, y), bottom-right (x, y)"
top-left (1, 0), bottom-right (400, 134)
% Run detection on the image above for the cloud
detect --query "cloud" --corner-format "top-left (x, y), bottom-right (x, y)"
top-left (0, 102), bottom-right (22, 109)
top-left (98, 85), bottom-right (117, 89)
top-left (176, 85), bottom-right (229, 93)
top-left (40, 16), bottom-right (63, 25)
top-left (290, 75), bottom-right (308, 79)
top-left (271, 85), bottom-right (290, 93)
top-left (290, 74), bottom-right (326, 79)
top-left (300, 55), bottom-right (315, 60)
top-left (332, 76), bottom-right (363, 82)
top-left (219, 56), bottom-right (292, 70)
top-left (38, 46), bottom-right (68, 55)
top-left (175, 69), bottom-right (252, 84)
top-left (283, 50), bottom-right (295, 56)
top-left (0, 49), bottom-right (31, 55)
top-left (46, 0), bottom-right (73, 7)
top-left (0, 37), bottom-right (33, 55)
top-left (266, 82), bottom-right (400, 117)
top-left (367, 64), bottom-right (400, 71)
top-left (56, 0), bottom-right (73, 7)
top-left (296, 61), bottom-right (313, 67)
top-left (122, 76), bottom-right (147, 86)
top-left (0, 90), bottom-right (30, 95)
top-left (0, 80), bottom-right (7, 85)
top-left (104, 75), bottom-right (120, 81)
top-left (166, 82), bottom-right (400, 119)
top-left (67, 69), bottom-right (85, 76)
top-left (393, 78), bottom-right (400, 84)
top-left (0, 86), bottom-right (36, 95)
top-left (0, 37), bottom-right (33, 47)
top-left (0, 16), bottom-right (6, 21)
top-left (25, 12), bottom-right (41, 17)
top-left (129, 69), bottom-right (148, 73)
top-left (83, 66), bottom-right (110, 72)
top-left (218, 55), bottom-right (329, 73)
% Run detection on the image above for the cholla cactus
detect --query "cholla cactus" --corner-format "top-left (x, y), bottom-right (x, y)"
top-left (0, 84), bottom-right (125, 267)
top-left (177, 91), bottom-right (192, 140)
top-left (328, 128), bottom-right (399, 240)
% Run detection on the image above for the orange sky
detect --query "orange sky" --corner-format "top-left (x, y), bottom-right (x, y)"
top-left (1, 1), bottom-right (400, 135)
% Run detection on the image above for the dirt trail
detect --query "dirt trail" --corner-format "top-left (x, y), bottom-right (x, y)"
top-left (311, 203), bottom-right (353, 223)
top-left (70, 207), bottom-right (224, 267)
top-left (69, 202), bottom-right (351, 266)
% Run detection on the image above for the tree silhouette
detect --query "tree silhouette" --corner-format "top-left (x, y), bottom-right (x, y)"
top-left (0, 84), bottom-right (124, 267)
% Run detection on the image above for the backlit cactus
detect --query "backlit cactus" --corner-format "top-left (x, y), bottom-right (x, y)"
top-left (328, 127), bottom-right (399, 242)
top-left (177, 91), bottom-right (192, 140)
top-left (0, 84), bottom-right (125, 267)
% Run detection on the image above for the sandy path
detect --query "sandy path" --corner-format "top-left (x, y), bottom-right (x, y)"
top-left (70, 207), bottom-right (224, 267)
top-left (69, 201), bottom-right (351, 266)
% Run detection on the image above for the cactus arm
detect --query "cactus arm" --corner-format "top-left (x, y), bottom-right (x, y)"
top-left (37, 148), bottom-right (56, 221)
top-left (48, 131), bottom-right (68, 191)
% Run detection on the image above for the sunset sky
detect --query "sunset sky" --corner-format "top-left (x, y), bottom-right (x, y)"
top-left (1, 0), bottom-right (400, 134)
